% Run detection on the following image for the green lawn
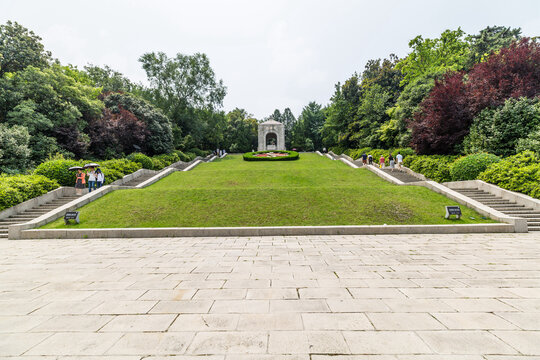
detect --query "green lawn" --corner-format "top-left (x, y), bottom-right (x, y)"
top-left (43, 153), bottom-right (495, 228)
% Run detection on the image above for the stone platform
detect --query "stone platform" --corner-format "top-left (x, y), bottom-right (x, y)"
top-left (1, 233), bottom-right (540, 358)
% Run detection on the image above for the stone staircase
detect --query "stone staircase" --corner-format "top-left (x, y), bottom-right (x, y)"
top-left (454, 188), bottom-right (540, 232)
top-left (122, 173), bottom-right (157, 187)
top-left (380, 168), bottom-right (423, 183)
top-left (0, 195), bottom-right (80, 239)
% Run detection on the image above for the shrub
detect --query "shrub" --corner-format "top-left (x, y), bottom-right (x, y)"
top-left (100, 159), bottom-right (141, 174)
top-left (478, 151), bottom-right (540, 199)
top-left (0, 184), bottom-right (23, 211)
top-left (407, 155), bottom-right (458, 182)
top-left (0, 174), bottom-right (59, 211)
top-left (243, 151), bottom-right (299, 161)
top-left (33, 158), bottom-right (81, 186)
top-left (154, 152), bottom-right (180, 167)
top-left (174, 150), bottom-right (192, 162)
top-left (188, 148), bottom-right (208, 157)
top-left (151, 158), bottom-right (166, 170)
top-left (127, 152), bottom-right (153, 169)
top-left (450, 153), bottom-right (501, 181)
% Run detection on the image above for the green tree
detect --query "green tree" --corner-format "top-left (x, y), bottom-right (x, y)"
top-left (299, 101), bottom-right (325, 150)
top-left (280, 108), bottom-right (296, 149)
top-left (0, 21), bottom-right (51, 75)
top-left (223, 108), bottom-right (258, 153)
top-left (466, 26), bottom-right (521, 67)
top-left (396, 28), bottom-right (471, 86)
top-left (138, 51), bottom-right (227, 145)
top-left (84, 64), bottom-right (139, 92)
top-left (0, 123), bottom-right (31, 173)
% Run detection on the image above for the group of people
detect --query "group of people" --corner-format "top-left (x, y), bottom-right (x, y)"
top-left (75, 168), bottom-right (105, 195)
top-left (361, 152), bottom-right (404, 172)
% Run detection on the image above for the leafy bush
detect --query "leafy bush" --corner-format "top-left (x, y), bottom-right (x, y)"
top-left (127, 152), bottom-right (153, 169)
top-left (151, 158), bottom-right (166, 170)
top-left (478, 151), bottom-right (540, 199)
top-left (0, 174), bottom-right (59, 211)
top-left (153, 153), bottom-right (180, 167)
top-left (516, 127), bottom-right (540, 154)
top-left (450, 153), bottom-right (501, 181)
top-left (243, 151), bottom-right (299, 161)
top-left (174, 150), bottom-right (193, 162)
top-left (99, 159), bottom-right (141, 183)
top-left (33, 158), bottom-right (81, 186)
top-left (406, 155), bottom-right (458, 182)
top-left (188, 148), bottom-right (209, 157)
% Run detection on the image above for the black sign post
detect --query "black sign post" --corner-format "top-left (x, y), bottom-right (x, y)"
top-left (445, 206), bottom-right (462, 219)
top-left (64, 211), bottom-right (80, 225)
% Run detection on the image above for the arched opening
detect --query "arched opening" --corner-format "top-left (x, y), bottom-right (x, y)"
top-left (266, 132), bottom-right (277, 148)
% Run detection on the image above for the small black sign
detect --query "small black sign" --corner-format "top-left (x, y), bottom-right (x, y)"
top-left (445, 206), bottom-right (462, 219)
top-left (64, 211), bottom-right (80, 224)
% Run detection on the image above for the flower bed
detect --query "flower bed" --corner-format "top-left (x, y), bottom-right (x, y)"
top-left (243, 150), bottom-right (299, 161)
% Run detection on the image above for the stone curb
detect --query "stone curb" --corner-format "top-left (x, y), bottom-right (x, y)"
top-left (15, 223), bottom-right (516, 239)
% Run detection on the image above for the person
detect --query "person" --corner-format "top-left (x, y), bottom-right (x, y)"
top-left (75, 169), bottom-right (85, 196)
top-left (87, 167), bottom-right (96, 192)
top-left (396, 152), bottom-right (403, 171)
top-left (96, 168), bottom-right (105, 189)
top-left (368, 154), bottom-right (373, 165)
top-left (379, 155), bottom-right (385, 169)
top-left (361, 153), bottom-right (367, 166)
top-left (389, 154), bottom-right (395, 172)
top-left (322, 147), bottom-right (326, 153)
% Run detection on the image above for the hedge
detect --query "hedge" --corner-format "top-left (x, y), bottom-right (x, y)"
top-left (33, 158), bottom-right (81, 186)
top-left (243, 151), bottom-right (299, 161)
top-left (0, 174), bottom-right (59, 211)
top-left (478, 151), bottom-right (540, 199)
top-left (449, 153), bottom-right (501, 181)
top-left (127, 152), bottom-right (153, 169)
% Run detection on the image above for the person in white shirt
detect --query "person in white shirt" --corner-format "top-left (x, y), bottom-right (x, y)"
top-left (396, 152), bottom-right (404, 171)
top-left (87, 168), bottom-right (96, 192)
top-left (96, 169), bottom-right (105, 189)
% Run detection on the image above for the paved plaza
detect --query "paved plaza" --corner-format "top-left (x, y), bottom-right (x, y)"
top-left (1, 233), bottom-right (540, 359)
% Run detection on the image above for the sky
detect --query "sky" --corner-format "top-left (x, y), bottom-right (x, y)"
top-left (1, 0), bottom-right (539, 119)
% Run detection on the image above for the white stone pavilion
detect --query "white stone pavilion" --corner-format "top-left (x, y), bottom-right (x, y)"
top-left (257, 119), bottom-right (285, 151)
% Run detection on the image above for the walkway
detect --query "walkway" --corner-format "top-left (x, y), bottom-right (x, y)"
top-left (1, 233), bottom-right (540, 358)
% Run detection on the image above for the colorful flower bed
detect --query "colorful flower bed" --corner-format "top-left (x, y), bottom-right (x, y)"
top-left (243, 150), bottom-right (299, 161)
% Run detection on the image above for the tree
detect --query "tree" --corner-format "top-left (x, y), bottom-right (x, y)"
top-left (280, 108), bottom-right (296, 149)
top-left (84, 64), bottom-right (138, 93)
top-left (300, 102), bottom-right (326, 150)
top-left (462, 97), bottom-right (540, 156)
top-left (88, 107), bottom-right (149, 158)
top-left (0, 21), bottom-right (51, 75)
top-left (466, 38), bottom-right (540, 115)
top-left (466, 26), bottom-right (521, 67)
top-left (102, 93), bottom-right (173, 155)
top-left (138, 51), bottom-right (227, 144)
top-left (396, 28), bottom-right (471, 86)
top-left (348, 84), bottom-right (393, 148)
top-left (410, 71), bottom-right (470, 154)
top-left (223, 108), bottom-right (258, 152)
top-left (0, 123), bottom-right (31, 173)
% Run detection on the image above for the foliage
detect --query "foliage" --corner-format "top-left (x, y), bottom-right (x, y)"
top-left (466, 26), bottom-right (522, 67)
top-left (138, 51), bottom-right (226, 146)
top-left (516, 127), bottom-right (540, 154)
top-left (395, 28), bottom-right (471, 86)
top-left (0, 173), bottom-right (59, 211)
top-left (223, 108), bottom-right (258, 153)
top-left (88, 107), bottom-right (148, 159)
top-left (410, 72), bottom-right (470, 154)
top-left (449, 153), bottom-right (501, 181)
top-left (478, 152), bottom-right (540, 199)
top-left (405, 155), bottom-right (458, 182)
top-left (102, 92), bottom-right (173, 155)
top-left (462, 97), bottom-right (540, 156)
top-left (0, 123), bottom-right (31, 173)
top-left (243, 151), bottom-right (299, 161)
top-left (127, 152), bottom-right (153, 169)
top-left (84, 64), bottom-right (138, 92)
top-left (0, 21), bottom-right (51, 75)
top-left (33, 157), bottom-right (81, 186)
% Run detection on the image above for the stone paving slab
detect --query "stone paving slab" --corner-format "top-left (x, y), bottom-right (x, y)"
top-left (0, 233), bottom-right (540, 358)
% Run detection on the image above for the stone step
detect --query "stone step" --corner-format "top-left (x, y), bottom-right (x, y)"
top-left (491, 205), bottom-right (527, 209)
top-left (0, 221), bottom-right (21, 225)
top-left (469, 196), bottom-right (500, 200)
top-left (528, 226), bottom-right (540, 231)
top-left (480, 200), bottom-right (515, 205)
top-left (528, 222), bottom-right (540, 226)
top-left (516, 214), bottom-right (540, 219)
top-left (503, 211), bottom-right (540, 215)
top-left (8, 216), bottom-right (35, 221)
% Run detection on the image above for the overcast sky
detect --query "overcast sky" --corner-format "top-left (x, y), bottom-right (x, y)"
top-left (2, 0), bottom-right (539, 119)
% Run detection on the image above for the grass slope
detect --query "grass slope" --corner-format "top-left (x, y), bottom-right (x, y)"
top-left (44, 154), bottom-right (495, 228)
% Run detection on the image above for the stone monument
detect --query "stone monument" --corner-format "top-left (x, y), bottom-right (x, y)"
top-left (258, 119), bottom-right (285, 151)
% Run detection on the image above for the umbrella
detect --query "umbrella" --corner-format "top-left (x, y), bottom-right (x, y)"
top-left (68, 166), bottom-right (84, 171)
top-left (83, 163), bottom-right (100, 168)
